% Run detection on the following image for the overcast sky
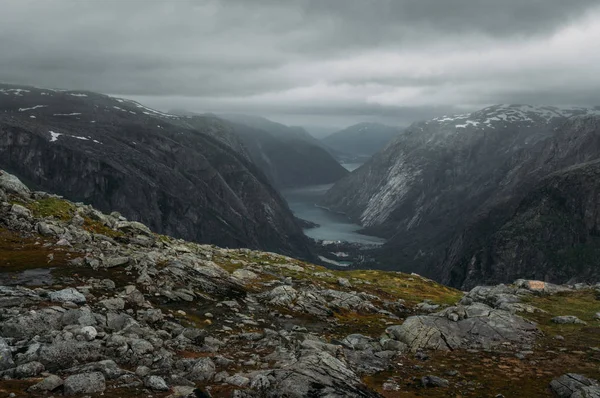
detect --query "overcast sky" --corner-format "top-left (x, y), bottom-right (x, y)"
top-left (1, 0), bottom-right (599, 130)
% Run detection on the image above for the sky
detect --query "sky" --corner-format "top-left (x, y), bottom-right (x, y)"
top-left (1, 0), bottom-right (599, 131)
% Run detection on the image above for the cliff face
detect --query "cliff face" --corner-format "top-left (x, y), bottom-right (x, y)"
top-left (0, 84), bottom-right (313, 259)
top-left (322, 105), bottom-right (600, 287)
top-left (443, 116), bottom-right (600, 288)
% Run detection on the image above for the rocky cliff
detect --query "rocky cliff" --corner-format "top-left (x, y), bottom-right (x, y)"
top-left (0, 83), bottom-right (312, 259)
top-left (1, 171), bottom-right (599, 397)
top-left (322, 105), bottom-right (600, 287)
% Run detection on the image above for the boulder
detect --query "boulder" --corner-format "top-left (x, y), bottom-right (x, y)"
top-left (0, 337), bottom-right (15, 370)
top-left (145, 375), bottom-right (170, 391)
top-left (552, 316), bottom-right (587, 325)
top-left (550, 374), bottom-right (600, 397)
top-left (0, 171), bottom-right (30, 196)
top-left (49, 288), bottom-right (86, 304)
top-left (27, 375), bottom-right (64, 392)
top-left (387, 303), bottom-right (538, 351)
top-left (64, 372), bottom-right (106, 395)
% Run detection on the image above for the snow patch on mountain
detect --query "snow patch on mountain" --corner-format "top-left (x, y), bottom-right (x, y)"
top-left (18, 105), bottom-right (47, 112)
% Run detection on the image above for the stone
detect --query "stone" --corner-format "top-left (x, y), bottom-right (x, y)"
top-left (10, 204), bottom-right (32, 218)
top-left (338, 277), bottom-right (352, 288)
top-left (232, 269), bottom-right (258, 280)
top-left (226, 374), bottom-right (250, 387)
top-left (135, 365), bottom-right (152, 377)
top-left (63, 372), bottom-right (106, 395)
top-left (421, 375), bottom-right (450, 388)
top-left (387, 303), bottom-right (539, 351)
top-left (79, 325), bottom-right (98, 341)
top-left (116, 220), bottom-right (152, 236)
top-left (49, 288), bottom-right (86, 304)
top-left (550, 373), bottom-right (600, 397)
top-left (0, 171), bottom-right (30, 196)
top-left (99, 297), bottom-right (126, 310)
top-left (104, 256), bottom-right (130, 268)
top-left (187, 357), bottom-right (216, 381)
top-left (552, 316), bottom-right (587, 325)
top-left (0, 337), bottom-right (15, 370)
top-left (15, 361), bottom-right (45, 378)
top-left (145, 375), bottom-right (170, 391)
top-left (27, 375), bottom-right (64, 392)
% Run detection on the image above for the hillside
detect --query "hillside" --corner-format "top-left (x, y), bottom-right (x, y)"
top-left (0, 83), bottom-right (312, 259)
top-left (322, 105), bottom-right (600, 287)
top-left (1, 170), bottom-right (600, 397)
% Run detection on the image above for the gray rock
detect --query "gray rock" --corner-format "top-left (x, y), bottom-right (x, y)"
top-left (338, 277), bottom-right (352, 288)
top-left (78, 325), bottom-right (98, 341)
top-left (226, 374), bottom-right (250, 387)
top-left (15, 361), bottom-right (45, 378)
top-left (99, 297), bottom-right (126, 310)
top-left (266, 350), bottom-right (379, 397)
top-left (0, 171), bottom-right (30, 196)
top-left (35, 341), bottom-right (104, 371)
top-left (135, 365), bottom-right (152, 377)
top-left (116, 220), bottom-right (152, 236)
top-left (552, 316), bottom-right (587, 325)
top-left (49, 288), bottom-right (86, 304)
top-left (550, 374), bottom-right (599, 397)
top-left (63, 372), bottom-right (106, 395)
top-left (387, 303), bottom-right (538, 351)
top-left (27, 375), bottom-right (64, 392)
top-left (104, 256), bottom-right (130, 268)
top-left (232, 269), bottom-right (258, 280)
top-left (0, 337), bottom-right (15, 370)
top-left (421, 375), bottom-right (450, 388)
top-left (145, 375), bottom-right (170, 391)
top-left (10, 203), bottom-right (32, 218)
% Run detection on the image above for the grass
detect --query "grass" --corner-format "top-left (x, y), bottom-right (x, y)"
top-left (0, 227), bottom-right (74, 273)
top-left (23, 197), bottom-right (75, 221)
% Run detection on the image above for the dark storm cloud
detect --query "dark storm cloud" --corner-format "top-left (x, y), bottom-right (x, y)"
top-left (1, 0), bottom-right (599, 127)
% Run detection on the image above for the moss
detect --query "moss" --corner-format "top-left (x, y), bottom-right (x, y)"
top-left (82, 217), bottom-right (123, 238)
top-left (24, 197), bottom-right (75, 221)
top-left (522, 290), bottom-right (600, 348)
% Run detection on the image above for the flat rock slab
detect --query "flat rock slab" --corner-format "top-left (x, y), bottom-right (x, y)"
top-left (387, 303), bottom-right (539, 351)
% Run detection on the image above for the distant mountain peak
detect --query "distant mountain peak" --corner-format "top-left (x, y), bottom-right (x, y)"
top-left (429, 104), bottom-right (600, 130)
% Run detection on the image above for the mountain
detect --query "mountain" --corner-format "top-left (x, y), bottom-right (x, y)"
top-left (321, 122), bottom-right (401, 161)
top-left (0, 83), bottom-right (313, 259)
top-left (321, 104), bottom-right (600, 288)
top-left (180, 113), bottom-right (348, 188)
top-left (224, 121), bottom-right (349, 188)
top-left (2, 169), bottom-right (598, 397)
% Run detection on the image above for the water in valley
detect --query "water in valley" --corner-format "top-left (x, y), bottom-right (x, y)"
top-left (281, 183), bottom-right (385, 245)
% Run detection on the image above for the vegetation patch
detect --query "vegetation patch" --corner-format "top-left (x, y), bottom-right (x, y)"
top-left (24, 197), bottom-right (75, 220)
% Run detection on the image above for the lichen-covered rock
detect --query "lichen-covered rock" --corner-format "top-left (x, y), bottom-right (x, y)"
top-left (550, 374), bottom-right (600, 398)
top-left (387, 303), bottom-right (538, 351)
top-left (63, 372), bottom-right (106, 395)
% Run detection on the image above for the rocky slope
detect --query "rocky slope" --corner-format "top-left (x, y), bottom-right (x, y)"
top-left (0, 83), bottom-right (312, 259)
top-left (217, 114), bottom-right (349, 188)
top-left (322, 105), bottom-right (600, 288)
top-left (1, 171), bottom-right (600, 397)
top-left (321, 122), bottom-right (402, 162)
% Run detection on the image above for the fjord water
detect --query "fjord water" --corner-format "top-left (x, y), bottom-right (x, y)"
top-left (281, 182), bottom-right (385, 245)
